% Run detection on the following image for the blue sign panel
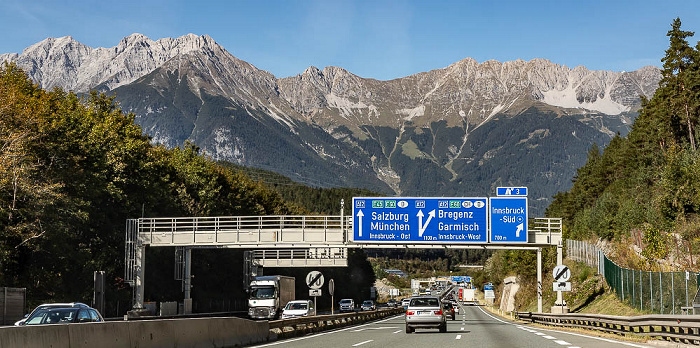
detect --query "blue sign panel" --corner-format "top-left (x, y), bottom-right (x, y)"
top-left (484, 283), bottom-right (494, 290)
top-left (489, 197), bottom-right (528, 243)
top-left (352, 197), bottom-right (488, 243)
top-left (496, 187), bottom-right (528, 196)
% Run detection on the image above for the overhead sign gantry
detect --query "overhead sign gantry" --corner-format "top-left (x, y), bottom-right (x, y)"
top-left (125, 186), bottom-right (562, 314)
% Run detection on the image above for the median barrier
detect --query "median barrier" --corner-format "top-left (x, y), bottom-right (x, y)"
top-left (0, 316), bottom-right (270, 348)
top-left (269, 307), bottom-right (405, 340)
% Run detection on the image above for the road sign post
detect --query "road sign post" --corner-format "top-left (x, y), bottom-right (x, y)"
top-left (329, 279), bottom-right (335, 314)
top-left (306, 271), bottom-right (324, 312)
top-left (353, 197), bottom-right (488, 243)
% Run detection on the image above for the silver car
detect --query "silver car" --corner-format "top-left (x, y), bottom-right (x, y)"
top-left (404, 296), bottom-right (446, 333)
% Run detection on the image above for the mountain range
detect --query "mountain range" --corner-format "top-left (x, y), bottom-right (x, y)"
top-left (0, 34), bottom-right (663, 215)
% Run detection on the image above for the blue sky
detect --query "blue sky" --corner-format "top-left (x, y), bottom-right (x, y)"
top-left (1, 0), bottom-right (699, 80)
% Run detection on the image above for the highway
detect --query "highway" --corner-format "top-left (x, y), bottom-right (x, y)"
top-left (251, 305), bottom-right (652, 348)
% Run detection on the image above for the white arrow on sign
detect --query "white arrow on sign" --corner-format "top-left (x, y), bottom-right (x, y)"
top-left (417, 209), bottom-right (435, 237)
top-left (356, 210), bottom-right (364, 237)
top-left (515, 223), bottom-right (523, 238)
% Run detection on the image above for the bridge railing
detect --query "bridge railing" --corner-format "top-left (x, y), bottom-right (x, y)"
top-left (135, 216), bottom-right (351, 247)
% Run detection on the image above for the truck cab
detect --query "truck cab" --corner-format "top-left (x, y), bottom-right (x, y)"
top-left (248, 276), bottom-right (295, 319)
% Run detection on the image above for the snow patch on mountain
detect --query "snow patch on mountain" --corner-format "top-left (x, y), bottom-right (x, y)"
top-left (541, 85), bottom-right (630, 115)
top-left (399, 105), bottom-right (425, 121)
top-left (325, 93), bottom-right (369, 119)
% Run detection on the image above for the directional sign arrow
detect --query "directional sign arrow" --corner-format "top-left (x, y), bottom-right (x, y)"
top-left (515, 223), bottom-right (523, 238)
top-left (356, 210), bottom-right (364, 237)
top-left (418, 209), bottom-right (435, 237)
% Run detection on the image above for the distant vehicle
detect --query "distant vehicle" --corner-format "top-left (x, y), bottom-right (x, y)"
top-left (401, 298), bottom-right (411, 309)
top-left (442, 302), bottom-right (456, 320)
top-left (387, 299), bottom-right (398, 307)
top-left (248, 275), bottom-right (295, 320)
top-left (18, 303), bottom-right (103, 325)
top-left (405, 296), bottom-right (446, 333)
top-left (281, 300), bottom-right (315, 319)
top-left (339, 298), bottom-right (355, 312)
top-left (361, 300), bottom-right (376, 311)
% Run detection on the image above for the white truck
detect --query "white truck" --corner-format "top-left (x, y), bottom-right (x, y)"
top-left (459, 287), bottom-right (475, 303)
top-left (248, 275), bottom-right (295, 320)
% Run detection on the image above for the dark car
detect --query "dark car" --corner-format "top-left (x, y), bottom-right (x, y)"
top-left (442, 301), bottom-right (456, 320)
top-left (20, 303), bottom-right (103, 325)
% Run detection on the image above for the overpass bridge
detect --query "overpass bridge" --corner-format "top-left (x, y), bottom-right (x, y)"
top-left (125, 210), bottom-right (562, 313)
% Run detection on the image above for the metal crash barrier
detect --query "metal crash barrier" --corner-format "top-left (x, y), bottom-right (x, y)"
top-left (269, 307), bottom-right (405, 339)
top-left (516, 311), bottom-right (700, 345)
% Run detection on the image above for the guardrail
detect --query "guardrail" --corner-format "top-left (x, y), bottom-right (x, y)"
top-left (516, 311), bottom-right (700, 345)
top-left (269, 307), bottom-right (404, 339)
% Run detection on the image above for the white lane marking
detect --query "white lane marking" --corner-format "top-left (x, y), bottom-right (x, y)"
top-left (542, 335), bottom-right (557, 339)
top-left (461, 327), bottom-right (465, 331)
top-left (352, 340), bottom-right (373, 347)
top-left (248, 314), bottom-right (403, 347)
top-left (476, 306), bottom-right (652, 348)
top-left (554, 340), bottom-right (571, 345)
top-left (535, 332), bottom-right (546, 336)
top-left (392, 330), bottom-right (401, 334)
top-left (530, 324), bottom-right (652, 348)
top-left (354, 326), bottom-right (397, 332)
top-left (456, 334), bottom-right (462, 339)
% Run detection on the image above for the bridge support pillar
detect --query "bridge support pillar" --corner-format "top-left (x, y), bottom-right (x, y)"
top-left (183, 247), bottom-right (192, 314)
top-left (127, 243), bottom-right (150, 318)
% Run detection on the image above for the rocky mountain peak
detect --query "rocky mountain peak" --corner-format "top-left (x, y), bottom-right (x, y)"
top-left (1, 33), bottom-right (224, 93)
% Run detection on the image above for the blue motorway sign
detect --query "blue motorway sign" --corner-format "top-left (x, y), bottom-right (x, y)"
top-left (352, 197), bottom-right (487, 243)
top-left (489, 197), bottom-right (528, 243)
top-left (496, 187), bottom-right (527, 196)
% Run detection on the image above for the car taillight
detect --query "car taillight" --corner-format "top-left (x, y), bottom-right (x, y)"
top-left (406, 311), bottom-right (415, 315)
top-left (434, 310), bottom-right (443, 315)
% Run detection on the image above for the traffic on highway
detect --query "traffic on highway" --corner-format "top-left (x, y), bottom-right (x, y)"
top-left (251, 303), bottom-right (650, 348)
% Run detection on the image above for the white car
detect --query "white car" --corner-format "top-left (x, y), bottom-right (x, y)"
top-left (281, 300), bottom-right (315, 319)
top-left (405, 296), bottom-right (446, 333)
top-left (339, 298), bottom-right (355, 312)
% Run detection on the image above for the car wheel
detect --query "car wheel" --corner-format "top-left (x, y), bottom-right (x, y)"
top-left (439, 323), bottom-right (447, 333)
top-left (405, 324), bottom-right (414, 333)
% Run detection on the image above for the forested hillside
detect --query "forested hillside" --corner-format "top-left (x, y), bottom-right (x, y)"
top-left (0, 63), bottom-right (377, 314)
top-left (546, 18), bottom-right (700, 271)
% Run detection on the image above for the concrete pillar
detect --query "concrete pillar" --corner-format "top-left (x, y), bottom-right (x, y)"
top-left (184, 248), bottom-right (192, 301)
top-left (134, 244), bottom-right (145, 309)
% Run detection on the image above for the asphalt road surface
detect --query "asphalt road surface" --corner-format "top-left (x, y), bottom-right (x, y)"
top-left (251, 304), bottom-right (653, 348)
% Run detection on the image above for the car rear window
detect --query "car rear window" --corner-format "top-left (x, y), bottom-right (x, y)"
top-left (410, 298), bottom-right (439, 307)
